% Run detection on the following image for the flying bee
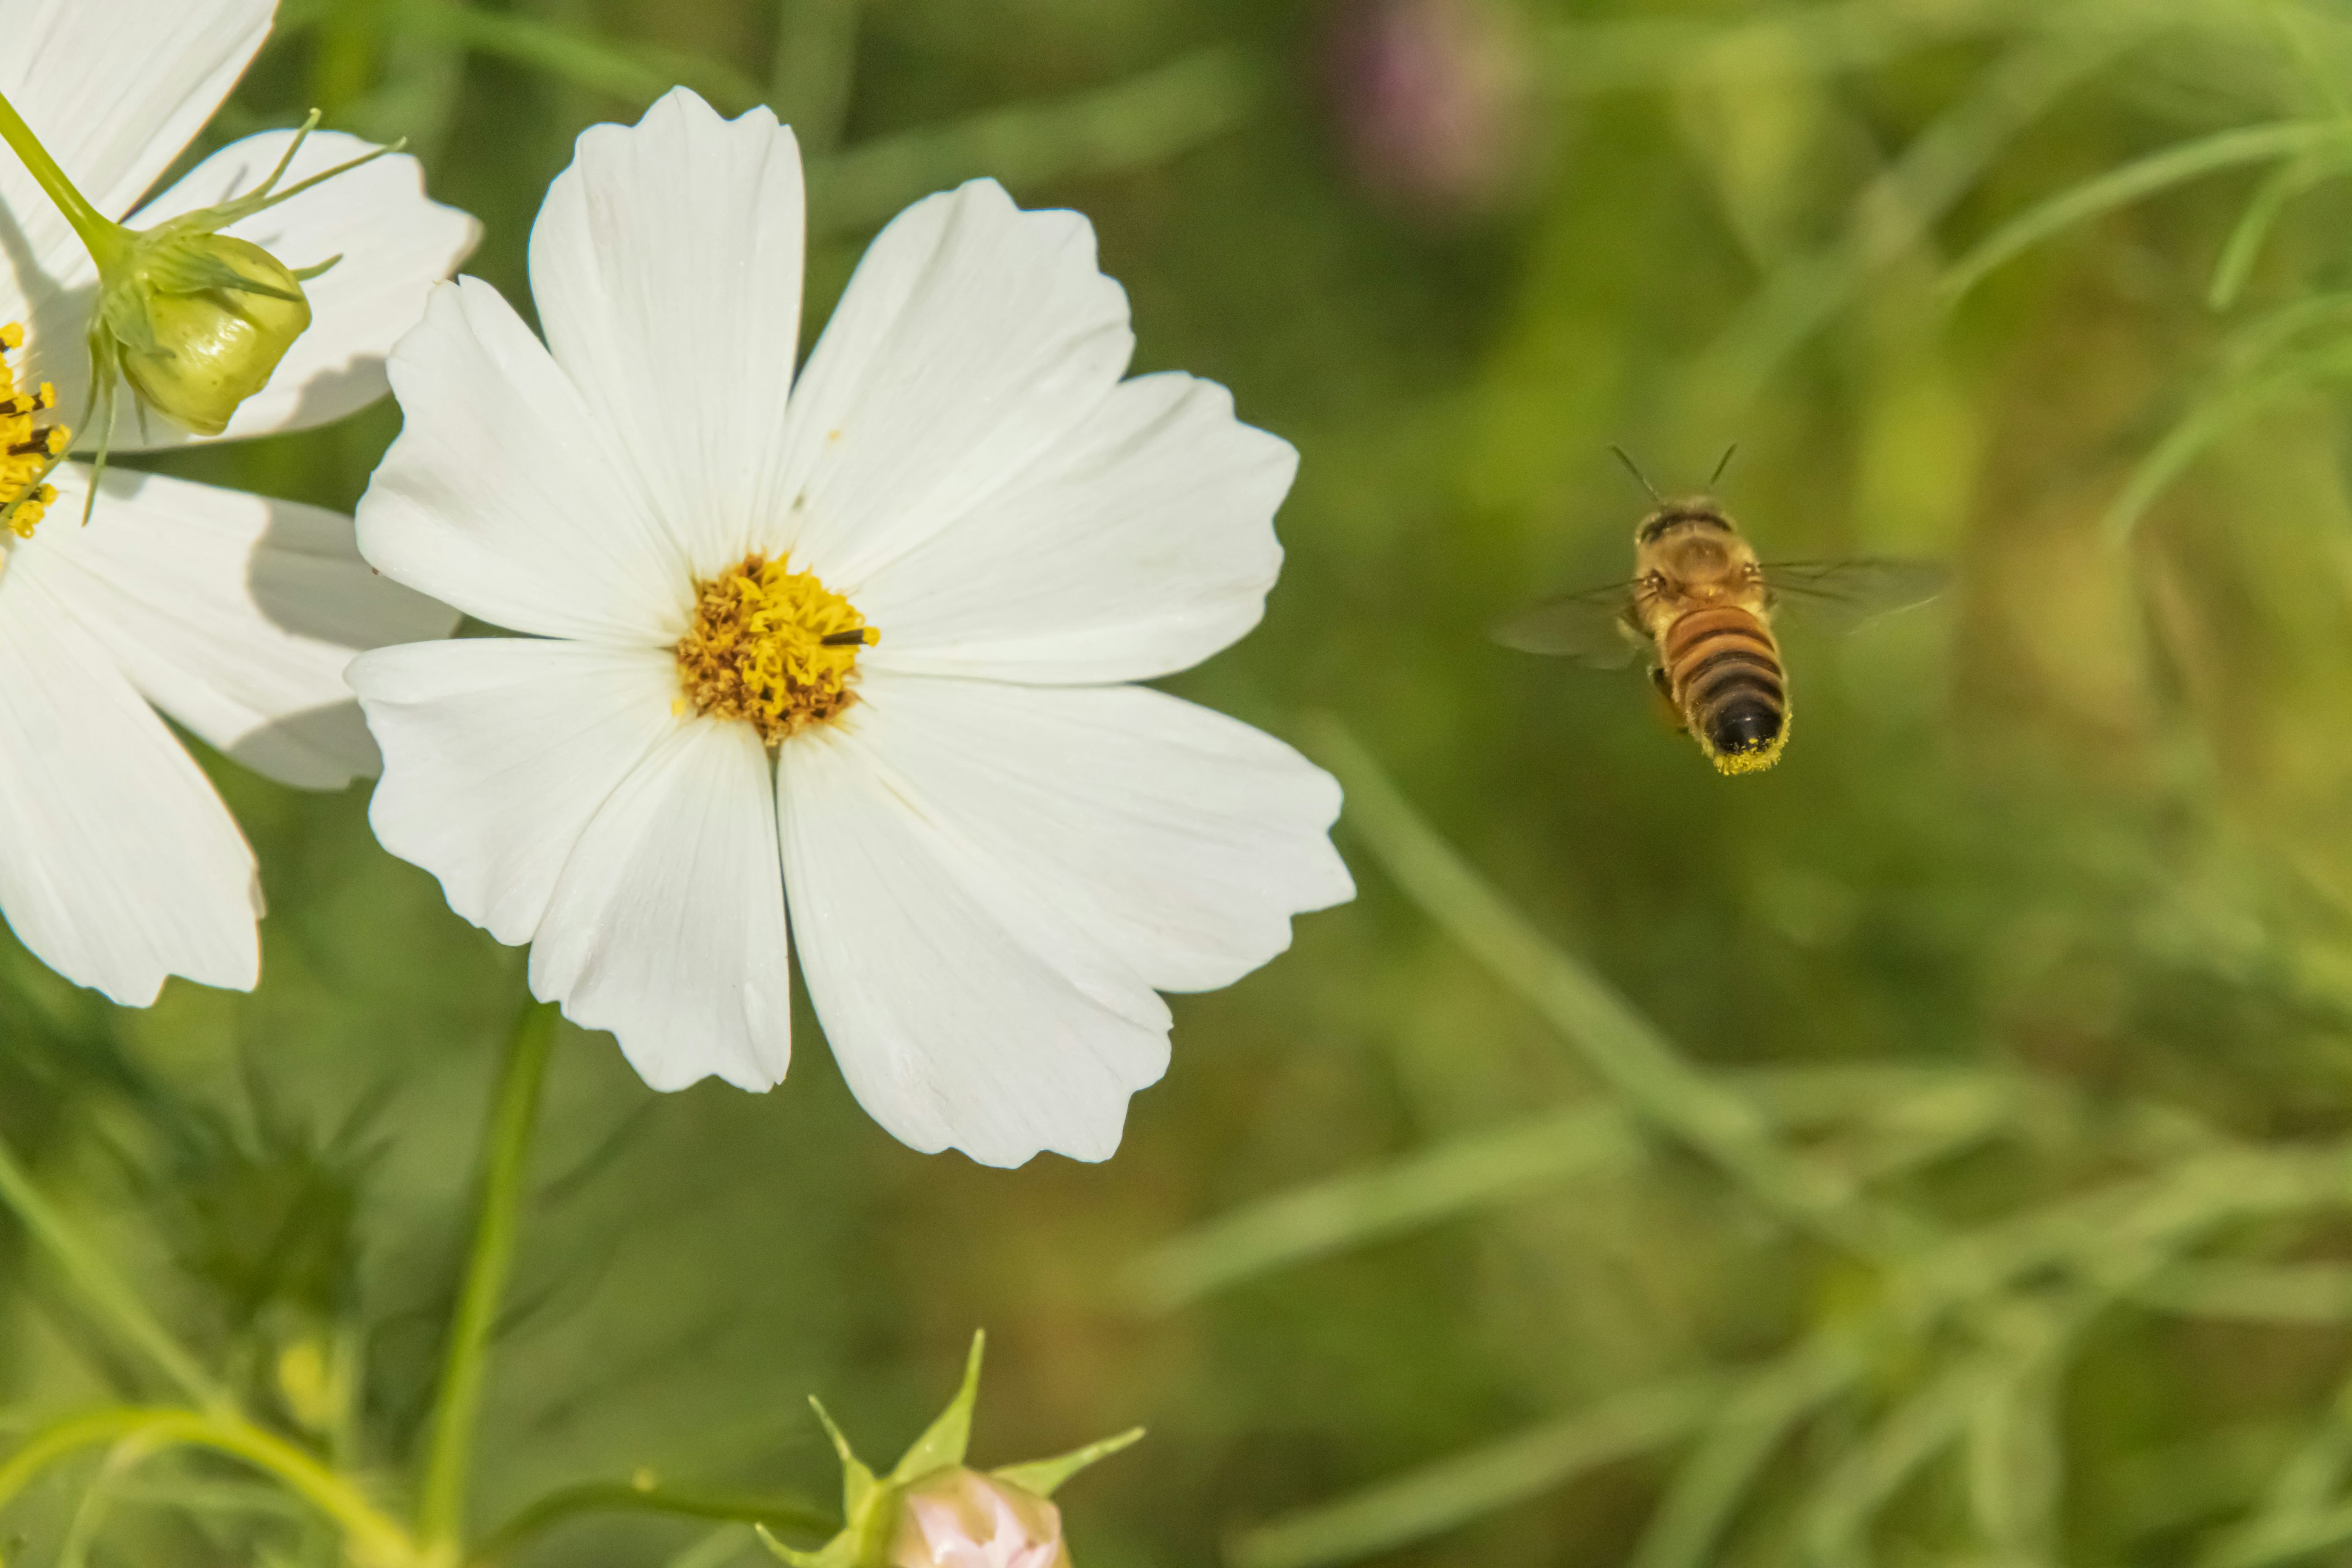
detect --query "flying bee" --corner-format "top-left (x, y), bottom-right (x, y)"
top-left (1494, 450), bottom-right (1947, 777)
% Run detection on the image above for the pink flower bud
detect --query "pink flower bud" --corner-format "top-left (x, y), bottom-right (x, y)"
top-left (889, 1469), bottom-right (1069, 1568)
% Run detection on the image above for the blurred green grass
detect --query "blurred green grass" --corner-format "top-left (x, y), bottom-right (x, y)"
top-left (24, 0), bottom-right (2352, 1564)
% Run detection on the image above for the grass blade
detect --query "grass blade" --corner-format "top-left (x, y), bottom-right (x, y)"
top-left (807, 45), bottom-right (1265, 236)
top-left (384, 0), bottom-right (766, 113)
top-left (1942, 120), bottom-right (2352, 301)
top-left (1126, 1106), bottom-right (1645, 1312)
top-left (1307, 717), bottom-right (1912, 1261)
top-left (2133, 1262), bottom-right (2352, 1322)
top-left (1632, 1339), bottom-right (1866, 1568)
top-left (1228, 1376), bottom-right (1725, 1568)
top-left (1132, 1067), bottom-right (2021, 1313)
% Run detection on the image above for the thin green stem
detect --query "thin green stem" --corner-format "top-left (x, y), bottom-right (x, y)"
top-left (0, 1135), bottom-right (229, 1413)
top-left (416, 1000), bottom-right (560, 1554)
top-left (1308, 717), bottom-right (1923, 1264)
top-left (0, 1406), bottom-right (416, 1567)
top-left (0, 85), bottom-right (127, 270)
top-left (771, 0), bottom-right (861, 156)
top-left (470, 1481), bottom-right (833, 1566)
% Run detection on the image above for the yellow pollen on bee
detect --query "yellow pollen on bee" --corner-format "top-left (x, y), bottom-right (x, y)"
top-left (0, 325), bottom-right (67, 540)
top-left (674, 554), bottom-right (878, 743)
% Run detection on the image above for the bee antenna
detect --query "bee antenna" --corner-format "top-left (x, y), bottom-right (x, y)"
top-left (1708, 443), bottom-right (1740, 491)
top-left (1609, 445), bottom-right (1665, 505)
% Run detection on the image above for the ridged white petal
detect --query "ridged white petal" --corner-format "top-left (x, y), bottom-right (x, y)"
top-left (769, 180), bottom-right (1133, 586)
top-left (83, 129), bottom-right (481, 448)
top-left (17, 465), bottom-right (455, 790)
top-left (356, 277), bottom-right (691, 643)
top-left (530, 88), bottom-right (804, 573)
top-left (845, 673), bottom-right (1352, 993)
top-left (529, 716), bottom-right (792, 1093)
top-left (349, 639), bottom-right (682, 947)
top-left (858, 372), bottom-right (1294, 684)
top-left (0, 566), bottom-right (258, 1004)
top-left (778, 718), bottom-right (1172, 1167)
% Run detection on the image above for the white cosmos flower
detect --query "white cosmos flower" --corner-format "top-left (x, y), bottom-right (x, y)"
top-left (348, 88), bottom-right (1352, 1167)
top-left (0, 0), bottom-right (475, 1003)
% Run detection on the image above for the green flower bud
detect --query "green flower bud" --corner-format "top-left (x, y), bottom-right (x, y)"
top-left (99, 228), bottom-right (312, 438)
top-left (0, 92), bottom-right (391, 519)
top-left (762, 1333), bottom-right (1141, 1568)
top-left (7, 108), bottom-right (391, 524)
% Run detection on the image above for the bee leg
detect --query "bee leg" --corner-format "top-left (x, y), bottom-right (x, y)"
top-left (1647, 666), bottom-right (1685, 731)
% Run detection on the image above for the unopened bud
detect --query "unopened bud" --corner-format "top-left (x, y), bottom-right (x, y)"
top-left (100, 230), bottom-right (311, 438)
top-left (761, 1334), bottom-right (1138, 1568)
top-left (891, 1469), bottom-right (1068, 1568)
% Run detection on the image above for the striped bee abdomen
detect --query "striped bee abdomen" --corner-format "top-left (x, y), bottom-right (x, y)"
top-left (1659, 606), bottom-right (1789, 775)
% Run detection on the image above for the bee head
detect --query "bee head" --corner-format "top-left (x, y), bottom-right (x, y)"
top-left (1634, 503), bottom-right (1736, 545)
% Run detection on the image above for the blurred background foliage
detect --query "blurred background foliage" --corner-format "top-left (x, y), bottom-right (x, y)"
top-left (21, 0), bottom-right (2352, 1564)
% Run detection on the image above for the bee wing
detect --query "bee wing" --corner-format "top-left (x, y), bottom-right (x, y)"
top-left (1492, 580), bottom-right (1647, 668)
top-left (1760, 559), bottom-right (1948, 632)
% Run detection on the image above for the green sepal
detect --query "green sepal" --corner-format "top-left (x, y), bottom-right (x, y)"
top-left (991, 1427), bottom-right (1145, 1498)
top-left (757, 1520), bottom-right (867, 1568)
top-left (810, 1396), bottom-right (879, 1521)
top-left (151, 108), bottom-right (404, 239)
top-left (141, 244), bottom-right (303, 304)
top-left (889, 1332), bottom-right (986, 1484)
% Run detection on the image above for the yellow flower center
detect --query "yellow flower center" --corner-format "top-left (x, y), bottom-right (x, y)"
top-left (675, 554), bottom-right (878, 744)
top-left (0, 324), bottom-right (67, 539)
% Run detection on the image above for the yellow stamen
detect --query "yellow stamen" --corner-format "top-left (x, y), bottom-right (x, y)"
top-left (676, 554), bottom-right (878, 743)
top-left (0, 324), bottom-right (69, 539)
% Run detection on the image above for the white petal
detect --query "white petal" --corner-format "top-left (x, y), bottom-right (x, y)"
top-left (530, 88), bottom-right (804, 571)
top-left (0, 0), bottom-right (273, 333)
top-left (349, 639), bottom-right (682, 948)
top-left (771, 180), bottom-right (1133, 585)
top-left (356, 277), bottom-right (690, 643)
top-left (0, 567), bottom-right (258, 1005)
top-left (76, 129), bottom-right (482, 449)
top-left (778, 719), bottom-right (1172, 1168)
top-left (858, 372), bottom-right (1295, 684)
top-left (848, 673), bottom-right (1351, 993)
top-left (15, 465), bottom-right (456, 789)
top-left (529, 716), bottom-right (792, 1094)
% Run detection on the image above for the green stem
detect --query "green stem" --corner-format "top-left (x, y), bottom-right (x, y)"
top-left (0, 84), bottom-right (128, 270)
top-left (416, 1000), bottom-right (560, 1555)
top-left (0, 1406), bottom-right (417, 1566)
top-left (0, 1135), bottom-right (230, 1413)
top-left (1308, 717), bottom-right (1922, 1264)
top-left (470, 1481), bottom-right (834, 1566)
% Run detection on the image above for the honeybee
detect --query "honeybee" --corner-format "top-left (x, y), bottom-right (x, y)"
top-left (1495, 452), bottom-right (1945, 776)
